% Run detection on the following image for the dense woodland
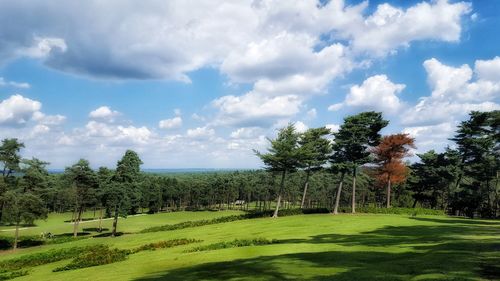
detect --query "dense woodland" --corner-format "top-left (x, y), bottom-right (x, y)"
top-left (0, 110), bottom-right (498, 248)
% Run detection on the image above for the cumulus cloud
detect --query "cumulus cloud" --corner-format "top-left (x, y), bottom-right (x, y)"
top-left (230, 127), bottom-right (261, 139)
top-left (159, 116), bottom-right (182, 129)
top-left (186, 126), bottom-right (215, 139)
top-left (212, 92), bottom-right (302, 127)
top-left (402, 57), bottom-right (500, 126)
top-left (0, 94), bottom-right (41, 126)
top-left (89, 106), bottom-right (121, 122)
top-left (332, 74), bottom-right (406, 114)
top-left (294, 121), bottom-right (308, 133)
top-left (401, 57), bottom-right (499, 154)
top-left (347, 0), bottom-right (471, 55)
top-left (325, 123), bottom-right (340, 133)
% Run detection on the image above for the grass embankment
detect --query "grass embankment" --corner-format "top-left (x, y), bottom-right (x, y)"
top-left (0, 211), bottom-right (498, 281)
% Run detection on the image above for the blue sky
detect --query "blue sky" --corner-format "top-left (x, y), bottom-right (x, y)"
top-left (0, 0), bottom-right (498, 169)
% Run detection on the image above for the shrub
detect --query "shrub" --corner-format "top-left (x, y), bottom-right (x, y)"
top-left (0, 245), bottom-right (103, 271)
top-left (53, 245), bottom-right (130, 272)
top-left (187, 238), bottom-right (279, 252)
top-left (338, 207), bottom-right (445, 216)
top-left (131, 238), bottom-right (201, 253)
top-left (0, 270), bottom-right (28, 281)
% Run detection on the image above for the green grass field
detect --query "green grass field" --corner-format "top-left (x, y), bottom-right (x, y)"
top-left (1, 211), bottom-right (499, 281)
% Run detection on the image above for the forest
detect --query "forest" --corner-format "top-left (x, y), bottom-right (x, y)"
top-left (1, 110), bottom-right (498, 250)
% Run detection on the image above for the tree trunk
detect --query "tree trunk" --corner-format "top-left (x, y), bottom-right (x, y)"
top-left (386, 177), bottom-right (392, 208)
top-left (333, 172), bottom-right (345, 215)
top-left (13, 221), bottom-right (20, 250)
top-left (272, 171), bottom-right (286, 218)
top-left (73, 207), bottom-right (82, 237)
top-left (111, 206), bottom-right (119, 237)
top-left (352, 168), bottom-right (357, 214)
top-left (412, 198), bottom-right (418, 208)
top-left (300, 169), bottom-right (311, 209)
top-left (98, 208), bottom-right (103, 232)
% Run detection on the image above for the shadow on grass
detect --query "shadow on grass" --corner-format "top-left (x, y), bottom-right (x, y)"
top-left (135, 217), bottom-right (499, 281)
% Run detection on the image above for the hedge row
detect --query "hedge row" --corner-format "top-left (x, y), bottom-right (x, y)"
top-left (131, 238), bottom-right (201, 253)
top-left (187, 238), bottom-right (279, 252)
top-left (337, 207), bottom-right (445, 216)
top-left (53, 245), bottom-right (129, 272)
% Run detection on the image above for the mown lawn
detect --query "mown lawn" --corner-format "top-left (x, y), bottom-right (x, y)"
top-left (1, 212), bottom-right (498, 281)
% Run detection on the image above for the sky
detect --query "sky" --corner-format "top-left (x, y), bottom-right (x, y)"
top-left (0, 0), bottom-right (499, 169)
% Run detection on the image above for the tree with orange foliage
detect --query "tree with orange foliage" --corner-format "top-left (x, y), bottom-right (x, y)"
top-left (372, 133), bottom-right (416, 208)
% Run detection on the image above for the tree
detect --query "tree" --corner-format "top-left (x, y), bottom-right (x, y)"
top-left (0, 138), bottom-right (24, 220)
top-left (1, 191), bottom-right (47, 249)
top-left (298, 127), bottom-right (332, 208)
top-left (20, 158), bottom-right (50, 193)
top-left (255, 124), bottom-right (304, 218)
top-left (450, 111), bottom-right (499, 217)
top-left (0, 138), bottom-right (24, 178)
top-left (107, 150), bottom-right (143, 236)
top-left (65, 159), bottom-right (98, 237)
top-left (330, 112), bottom-right (388, 214)
top-left (372, 134), bottom-right (415, 208)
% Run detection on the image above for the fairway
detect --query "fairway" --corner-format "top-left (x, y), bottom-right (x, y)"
top-left (1, 212), bottom-right (498, 281)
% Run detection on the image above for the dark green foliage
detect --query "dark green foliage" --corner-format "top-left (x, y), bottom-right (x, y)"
top-left (187, 238), bottom-right (279, 252)
top-left (0, 245), bottom-right (103, 272)
top-left (131, 238), bottom-right (201, 253)
top-left (337, 207), bottom-right (445, 216)
top-left (0, 270), bottom-right (28, 281)
top-left (53, 244), bottom-right (129, 272)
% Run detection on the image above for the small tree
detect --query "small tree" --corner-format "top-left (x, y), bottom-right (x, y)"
top-left (65, 159), bottom-right (98, 237)
top-left (372, 133), bottom-right (415, 208)
top-left (254, 124), bottom-right (304, 218)
top-left (106, 150), bottom-right (143, 236)
top-left (298, 127), bottom-right (332, 208)
top-left (2, 191), bottom-right (47, 249)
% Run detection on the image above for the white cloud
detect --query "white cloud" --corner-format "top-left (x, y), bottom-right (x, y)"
top-left (403, 57), bottom-right (500, 125)
top-left (328, 103), bottom-right (343, 111)
top-left (348, 0), bottom-right (471, 56)
top-left (475, 56), bottom-right (500, 82)
top-left (306, 108), bottom-right (317, 119)
top-left (294, 121), bottom-right (308, 133)
top-left (0, 77), bottom-right (30, 89)
top-left (0, 94), bottom-right (41, 126)
top-left (212, 92), bottom-right (302, 127)
top-left (159, 116), bottom-right (182, 129)
top-left (89, 106), bottom-right (121, 122)
top-left (325, 123), bottom-right (340, 133)
top-left (342, 75), bottom-right (406, 114)
top-left (403, 122), bottom-right (456, 153)
top-left (32, 111), bottom-right (66, 126)
top-left (230, 127), bottom-right (261, 139)
top-left (186, 126), bottom-right (215, 139)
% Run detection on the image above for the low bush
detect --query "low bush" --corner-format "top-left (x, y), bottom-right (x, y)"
top-left (0, 245), bottom-right (103, 272)
top-left (337, 207), bottom-right (444, 216)
top-left (131, 238), bottom-right (201, 253)
top-left (0, 270), bottom-right (28, 281)
top-left (187, 238), bottom-right (279, 252)
top-left (53, 245), bottom-right (130, 272)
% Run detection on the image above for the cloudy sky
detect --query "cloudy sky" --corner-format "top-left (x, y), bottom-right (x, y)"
top-left (0, 0), bottom-right (498, 169)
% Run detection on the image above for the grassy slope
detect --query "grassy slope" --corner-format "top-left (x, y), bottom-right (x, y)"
top-left (0, 210), bottom-right (244, 237)
top-left (1, 212), bottom-right (499, 281)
